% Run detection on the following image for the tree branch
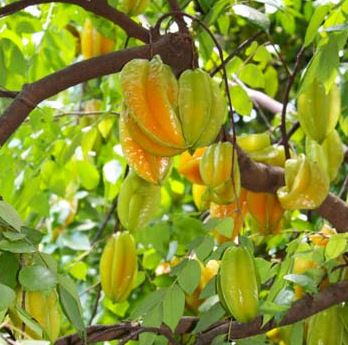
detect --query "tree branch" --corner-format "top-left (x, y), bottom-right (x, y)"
top-left (0, 0), bottom-right (149, 42)
top-left (54, 280), bottom-right (348, 345)
top-left (0, 32), bottom-right (194, 146)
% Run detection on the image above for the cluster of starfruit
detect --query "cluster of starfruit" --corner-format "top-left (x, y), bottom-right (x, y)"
top-left (275, 79), bottom-right (344, 211)
top-left (179, 133), bottom-right (285, 242)
top-left (81, 19), bottom-right (115, 59)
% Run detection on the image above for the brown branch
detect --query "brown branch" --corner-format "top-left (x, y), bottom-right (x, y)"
top-left (167, 0), bottom-right (189, 34)
top-left (0, 32), bottom-right (194, 146)
top-left (0, 90), bottom-right (18, 98)
top-left (0, 0), bottom-right (149, 42)
top-left (54, 280), bottom-right (348, 345)
top-left (236, 147), bottom-right (348, 233)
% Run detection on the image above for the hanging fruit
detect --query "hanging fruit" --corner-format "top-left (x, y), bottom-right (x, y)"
top-left (246, 191), bottom-right (284, 235)
top-left (178, 148), bottom-right (206, 185)
top-left (120, 56), bottom-right (226, 156)
top-left (200, 142), bottom-right (240, 204)
top-left (217, 246), bottom-right (259, 322)
top-left (277, 154), bottom-right (329, 210)
top-left (10, 289), bottom-right (60, 342)
top-left (81, 19), bottom-right (114, 59)
top-left (306, 129), bottom-right (344, 182)
top-left (178, 69), bottom-right (226, 148)
top-left (192, 184), bottom-right (208, 210)
top-left (307, 305), bottom-right (343, 345)
top-left (119, 112), bottom-right (172, 184)
top-left (120, 0), bottom-right (150, 16)
top-left (297, 79), bottom-right (340, 144)
top-left (99, 232), bottom-right (138, 302)
top-left (117, 172), bottom-right (161, 232)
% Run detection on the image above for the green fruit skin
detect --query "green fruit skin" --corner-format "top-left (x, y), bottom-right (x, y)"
top-left (298, 80), bottom-right (340, 144)
top-left (218, 246), bottom-right (259, 323)
top-left (99, 231), bottom-right (138, 302)
top-left (117, 172), bottom-right (161, 232)
top-left (307, 305), bottom-right (343, 345)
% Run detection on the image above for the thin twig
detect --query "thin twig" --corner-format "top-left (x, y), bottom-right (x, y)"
top-left (167, 0), bottom-right (189, 34)
top-left (280, 46), bottom-right (305, 159)
top-left (210, 31), bottom-right (264, 77)
top-left (338, 175), bottom-right (348, 199)
top-left (54, 110), bottom-right (120, 118)
top-left (92, 196), bottom-right (118, 245)
top-left (278, 121), bottom-right (300, 145)
top-left (88, 284), bottom-right (102, 326)
top-left (0, 89), bottom-right (18, 98)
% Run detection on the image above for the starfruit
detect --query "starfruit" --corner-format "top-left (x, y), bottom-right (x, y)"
top-left (237, 133), bottom-right (287, 167)
top-left (210, 188), bottom-right (248, 243)
top-left (298, 79), bottom-right (341, 144)
top-left (186, 260), bottom-right (219, 312)
top-left (117, 172), bottom-right (161, 231)
top-left (178, 148), bottom-right (206, 185)
top-left (120, 0), bottom-right (149, 16)
top-left (192, 184), bottom-right (208, 210)
top-left (200, 142), bottom-right (240, 204)
top-left (100, 231), bottom-right (138, 302)
top-left (277, 154), bottom-right (329, 210)
top-left (217, 246), bottom-right (259, 322)
top-left (306, 130), bottom-right (344, 182)
top-left (309, 224), bottom-right (337, 248)
top-left (119, 111), bottom-right (172, 184)
top-left (81, 19), bottom-right (114, 59)
top-left (10, 289), bottom-right (60, 342)
top-left (307, 305), bottom-right (343, 345)
top-left (120, 56), bottom-right (185, 151)
top-left (178, 69), bottom-right (226, 148)
top-left (247, 191), bottom-right (284, 235)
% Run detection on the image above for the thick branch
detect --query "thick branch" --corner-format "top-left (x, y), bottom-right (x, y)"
top-left (0, 33), bottom-right (194, 146)
top-left (237, 148), bottom-right (348, 232)
top-left (0, 0), bottom-right (149, 42)
top-left (54, 280), bottom-right (348, 345)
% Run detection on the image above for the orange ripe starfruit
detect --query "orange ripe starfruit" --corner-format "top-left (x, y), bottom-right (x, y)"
top-left (246, 191), bottom-right (284, 235)
top-left (119, 112), bottom-right (172, 184)
top-left (178, 148), bottom-right (206, 185)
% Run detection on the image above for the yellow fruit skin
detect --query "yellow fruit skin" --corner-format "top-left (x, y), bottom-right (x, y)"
top-left (307, 305), bottom-right (343, 345)
top-left (247, 192), bottom-right (283, 235)
top-left (309, 225), bottom-right (337, 248)
top-left (277, 154), bottom-right (329, 210)
top-left (10, 290), bottom-right (60, 342)
top-left (298, 79), bottom-right (340, 144)
top-left (117, 172), bottom-right (161, 232)
top-left (81, 19), bottom-right (114, 59)
top-left (120, 57), bottom-right (185, 150)
top-left (178, 70), bottom-right (226, 148)
top-left (119, 112), bottom-right (172, 184)
top-left (192, 184), bottom-right (208, 210)
top-left (218, 246), bottom-right (259, 322)
top-left (100, 232), bottom-right (138, 303)
top-left (186, 260), bottom-right (219, 312)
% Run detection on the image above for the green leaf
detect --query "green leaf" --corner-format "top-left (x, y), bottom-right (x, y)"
top-left (193, 302), bottom-right (225, 333)
top-left (76, 160), bottom-right (100, 190)
top-left (0, 252), bottom-right (19, 288)
top-left (283, 274), bottom-right (317, 293)
top-left (254, 257), bottom-right (275, 284)
top-left (19, 265), bottom-right (57, 291)
top-left (304, 5), bottom-right (331, 47)
top-left (290, 322), bottom-right (304, 345)
top-left (230, 85), bottom-right (253, 116)
top-left (236, 334), bottom-right (267, 345)
top-left (214, 217), bottom-right (235, 237)
top-left (325, 235), bottom-right (347, 260)
top-left (68, 262), bottom-right (88, 281)
top-left (0, 200), bottom-right (22, 231)
top-left (57, 275), bottom-right (85, 336)
top-left (0, 239), bottom-right (36, 253)
top-left (189, 236), bottom-right (214, 261)
top-left (233, 4), bottom-right (270, 31)
top-left (163, 284), bottom-right (185, 331)
top-left (177, 259), bottom-right (201, 294)
top-left (131, 289), bottom-right (166, 319)
top-left (139, 304), bottom-right (163, 345)
top-left (2, 231), bottom-right (26, 241)
top-left (15, 304), bottom-right (44, 339)
top-left (238, 64), bottom-right (265, 88)
top-left (0, 283), bottom-right (15, 309)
